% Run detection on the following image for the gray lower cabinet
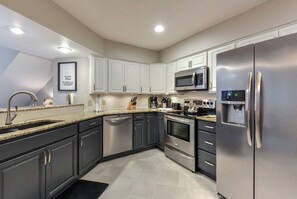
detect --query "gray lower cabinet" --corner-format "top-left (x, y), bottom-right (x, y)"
top-left (147, 113), bottom-right (158, 145)
top-left (79, 127), bottom-right (102, 174)
top-left (157, 113), bottom-right (165, 149)
top-left (133, 120), bottom-right (147, 149)
top-left (0, 148), bottom-right (45, 199)
top-left (197, 120), bottom-right (216, 180)
top-left (0, 125), bottom-right (78, 199)
top-left (46, 136), bottom-right (77, 199)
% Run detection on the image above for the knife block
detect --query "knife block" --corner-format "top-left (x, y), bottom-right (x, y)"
top-left (127, 102), bottom-right (136, 110)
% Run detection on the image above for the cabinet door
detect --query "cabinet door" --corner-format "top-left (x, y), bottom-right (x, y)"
top-left (79, 128), bottom-right (102, 175)
top-left (157, 113), bottom-right (165, 149)
top-left (149, 64), bottom-right (166, 94)
top-left (190, 52), bottom-right (207, 68)
top-left (236, 30), bottom-right (279, 48)
top-left (140, 64), bottom-right (150, 94)
top-left (0, 148), bottom-right (45, 199)
top-left (279, 23), bottom-right (297, 37)
top-left (208, 43), bottom-right (235, 93)
top-left (124, 62), bottom-right (140, 93)
top-left (147, 114), bottom-right (157, 145)
top-left (133, 120), bottom-right (147, 149)
top-left (176, 57), bottom-right (190, 71)
top-left (166, 62), bottom-right (177, 94)
top-left (89, 56), bottom-right (107, 93)
top-left (109, 59), bottom-right (125, 93)
top-left (46, 136), bottom-right (77, 199)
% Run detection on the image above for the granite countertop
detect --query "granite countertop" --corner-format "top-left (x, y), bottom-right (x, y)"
top-left (0, 104), bottom-right (84, 113)
top-left (0, 108), bottom-right (179, 143)
top-left (196, 115), bottom-right (216, 123)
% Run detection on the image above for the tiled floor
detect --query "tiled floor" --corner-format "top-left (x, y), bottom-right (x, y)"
top-left (82, 149), bottom-right (218, 199)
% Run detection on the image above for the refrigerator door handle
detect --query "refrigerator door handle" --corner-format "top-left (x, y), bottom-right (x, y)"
top-left (255, 71), bottom-right (262, 148)
top-left (245, 72), bottom-right (253, 146)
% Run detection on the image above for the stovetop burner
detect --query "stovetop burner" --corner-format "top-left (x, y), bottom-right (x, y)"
top-left (166, 98), bottom-right (216, 119)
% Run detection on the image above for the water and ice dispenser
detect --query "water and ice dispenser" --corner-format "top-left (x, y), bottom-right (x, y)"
top-left (221, 90), bottom-right (245, 126)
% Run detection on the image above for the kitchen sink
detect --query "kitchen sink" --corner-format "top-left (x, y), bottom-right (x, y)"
top-left (0, 120), bottom-right (64, 135)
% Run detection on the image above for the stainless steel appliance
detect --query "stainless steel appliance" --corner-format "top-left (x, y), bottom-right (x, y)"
top-left (103, 114), bottom-right (132, 157)
top-left (217, 34), bottom-right (297, 199)
top-left (175, 66), bottom-right (208, 91)
top-left (164, 99), bottom-right (215, 172)
top-left (148, 96), bottom-right (158, 109)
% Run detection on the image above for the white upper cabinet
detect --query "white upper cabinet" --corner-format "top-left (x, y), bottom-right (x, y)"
top-left (109, 59), bottom-right (140, 93)
top-left (89, 55), bottom-right (108, 94)
top-left (166, 62), bottom-right (177, 94)
top-left (176, 57), bottom-right (190, 71)
top-left (150, 63), bottom-right (166, 94)
top-left (190, 52), bottom-right (207, 68)
top-left (236, 30), bottom-right (279, 48)
top-left (208, 43), bottom-right (235, 93)
top-left (279, 23), bottom-right (297, 37)
top-left (176, 52), bottom-right (207, 72)
top-left (139, 64), bottom-right (150, 94)
top-left (109, 59), bottom-right (125, 93)
top-left (124, 62), bottom-right (140, 93)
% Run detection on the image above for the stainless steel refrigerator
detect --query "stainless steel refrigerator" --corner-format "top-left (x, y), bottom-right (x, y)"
top-left (216, 33), bottom-right (297, 199)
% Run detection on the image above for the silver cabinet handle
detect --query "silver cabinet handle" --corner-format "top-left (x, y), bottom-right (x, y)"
top-left (80, 139), bottom-right (83, 147)
top-left (255, 71), bottom-right (262, 148)
top-left (140, 86), bottom-right (142, 93)
top-left (192, 72), bottom-right (196, 86)
top-left (174, 143), bottom-right (179, 147)
top-left (89, 122), bottom-right (97, 126)
top-left (246, 72), bottom-right (253, 146)
top-left (43, 151), bottom-right (47, 165)
top-left (204, 125), bottom-right (214, 129)
top-left (93, 84), bottom-right (96, 91)
top-left (204, 161), bottom-right (215, 167)
top-left (204, 141), bottom-right (214, 146)
top-left (47, 149), bottom-right (51, 163)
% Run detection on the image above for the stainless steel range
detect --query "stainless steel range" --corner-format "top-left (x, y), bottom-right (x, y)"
top-left (164, 99), bottom-right (215, 172)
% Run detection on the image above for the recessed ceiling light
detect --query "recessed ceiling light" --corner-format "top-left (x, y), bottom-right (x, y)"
top-left (6, 26), bottom-right (26, 35)
top-left (154, 25), bottom-right (165, 33)
top-left (57, 46), bottom-right (73, 54)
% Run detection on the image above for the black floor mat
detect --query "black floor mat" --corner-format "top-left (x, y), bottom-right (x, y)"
top-left (56, 180), bottom-right (109, 199)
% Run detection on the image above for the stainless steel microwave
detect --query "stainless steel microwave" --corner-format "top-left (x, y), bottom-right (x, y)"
top-left (175, 66), bottom-right (208, 91)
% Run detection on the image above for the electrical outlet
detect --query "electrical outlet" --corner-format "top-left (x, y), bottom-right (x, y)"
top-left (102, 99), bottom-right (106, 106)
top-left (88, 100), bottom-right (93, 106)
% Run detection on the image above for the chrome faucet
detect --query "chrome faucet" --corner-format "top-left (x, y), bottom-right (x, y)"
top-left (5, 91), bottom-right (38, 125)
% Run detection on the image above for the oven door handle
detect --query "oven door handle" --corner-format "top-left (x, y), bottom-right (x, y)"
top-left (165, 115), bottom-right (194, 124)
top-left (192, 72), bottom-right (196, 87)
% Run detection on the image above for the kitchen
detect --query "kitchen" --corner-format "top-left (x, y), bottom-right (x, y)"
top-left (0, 0), bottom-right (297, 199)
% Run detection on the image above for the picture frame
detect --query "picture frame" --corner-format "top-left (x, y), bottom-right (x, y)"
top-left (58, 62), bottom-right (77, 91)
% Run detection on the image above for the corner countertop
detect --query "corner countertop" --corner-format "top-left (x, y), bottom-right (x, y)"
top-left (0, 108), bottom-right (178, 143)
top-left (196, 115), bottom-right (216, 123)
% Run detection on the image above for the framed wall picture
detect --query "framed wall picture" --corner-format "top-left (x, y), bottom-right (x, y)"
top-left (58, 62), bottom-right (77, 91)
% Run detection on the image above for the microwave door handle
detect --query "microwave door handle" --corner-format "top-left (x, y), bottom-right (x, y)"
top-left (192, 73), bottom-right (196, 86)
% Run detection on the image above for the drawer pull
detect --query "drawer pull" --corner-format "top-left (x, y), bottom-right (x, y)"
top-left (204, 141), bottom-right (214, 146)
top-left (204, 125), bottom-right (214, 129)
top-left (174, 143), bottom-right (179, 147)
top-left (89, 122), bottom-right (97, 126)
top-left (204, 161), bottom-right (215, 167)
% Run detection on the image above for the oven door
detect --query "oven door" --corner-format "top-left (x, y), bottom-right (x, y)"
top-left (164, 115), bottom-right (195, 156)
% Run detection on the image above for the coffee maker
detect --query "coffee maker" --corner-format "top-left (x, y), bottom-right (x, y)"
top-left (148, 96), bottom-right (158, 109)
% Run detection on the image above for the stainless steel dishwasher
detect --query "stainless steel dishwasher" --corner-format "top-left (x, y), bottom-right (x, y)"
top-left (103, 114), bottom-right (133, 157)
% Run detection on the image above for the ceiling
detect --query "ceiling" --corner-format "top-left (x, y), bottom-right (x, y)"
top-left (0, 5), bottom-right (96, 60)
top-left (52, 0), bottom-right (269, 51)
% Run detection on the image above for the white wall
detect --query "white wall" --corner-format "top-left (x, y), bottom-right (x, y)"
top-left (104, 40), bottom-right (160, 64)
top-left (160, 0), bottom-right (297, 62)
top-left (52, 57), bottom-right (96, 111)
